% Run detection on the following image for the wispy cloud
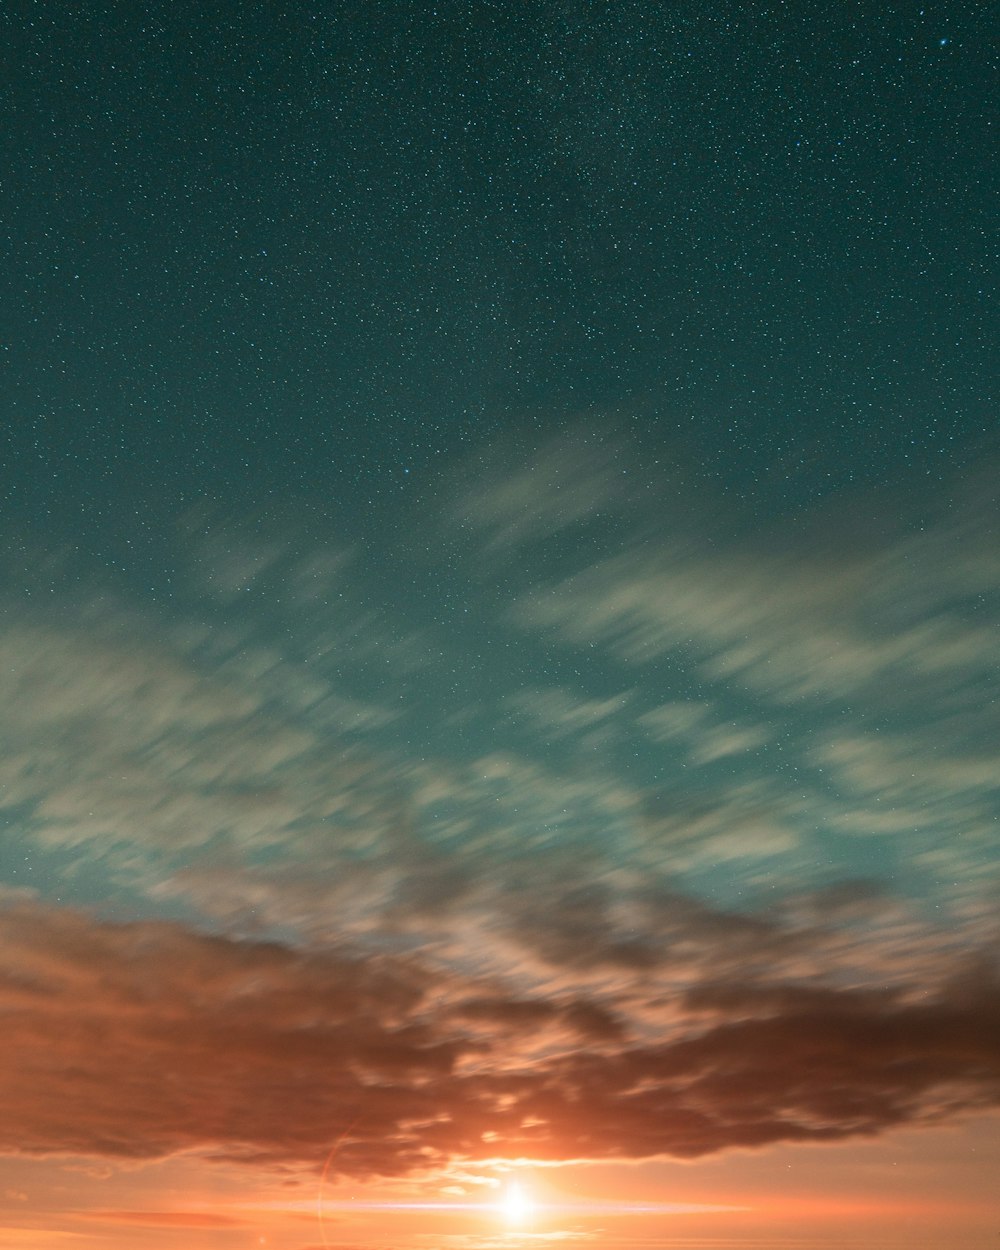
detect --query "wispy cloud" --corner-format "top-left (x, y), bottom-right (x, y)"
top-left (1, 436), bottom-right (997, 1189)
top-left (76, 1210), bottom-right (247, 1227)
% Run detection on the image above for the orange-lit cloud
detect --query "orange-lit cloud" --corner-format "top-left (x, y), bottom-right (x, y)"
top-left (1, 898), bottom-right (998, 1180)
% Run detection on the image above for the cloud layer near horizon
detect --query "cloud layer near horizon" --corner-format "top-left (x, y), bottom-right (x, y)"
top-left (2, 899), bottom-right (998, 1176)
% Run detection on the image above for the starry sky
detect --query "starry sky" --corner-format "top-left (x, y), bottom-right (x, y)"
top-left (1, 3), bottom-right (998, 1249)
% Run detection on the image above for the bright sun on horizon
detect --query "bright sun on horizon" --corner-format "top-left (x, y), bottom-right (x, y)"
top-left (501, 1180), bottom-right (534, 1224)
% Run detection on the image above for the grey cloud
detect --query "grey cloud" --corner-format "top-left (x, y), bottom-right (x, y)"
top-left (480, 446), bottom-right (1000, 712)
top-left (452, 432), bottom-right (630, 556)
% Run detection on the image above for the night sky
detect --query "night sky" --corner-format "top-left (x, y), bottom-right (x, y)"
top-left (1, 4), bottom-right (998, 1249)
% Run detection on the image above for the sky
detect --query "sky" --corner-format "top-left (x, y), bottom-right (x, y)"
top-left (1, 2), bottom-right (998, 1248)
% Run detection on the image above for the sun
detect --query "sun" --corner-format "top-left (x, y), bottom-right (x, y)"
top-left (500, 1180), bottom-right (534, 1224)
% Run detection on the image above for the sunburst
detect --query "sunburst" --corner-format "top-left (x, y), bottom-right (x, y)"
top-left (500, 1179), bottom-right (534, 1224)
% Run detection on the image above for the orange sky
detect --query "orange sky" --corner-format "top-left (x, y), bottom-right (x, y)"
top-left (2, 1114), bottom-right (997, 1250)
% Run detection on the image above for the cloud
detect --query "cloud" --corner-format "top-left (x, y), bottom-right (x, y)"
top-left (452, 433), bottom-right (630, 556)
top-left (5, 446), bottom-right (998, 966)
top-left (504, 688), bottom-right (633, 740)
top-left (1, 900), bottom-right (998, 1178)
top-left (0, 901), bottom-right (466, 1174)
top-left (0, 585), bottom-right (815, 982)
top-left (512, 530), bottom-right (999, 705)
top-left (77, 1210), bottom-right (246, 1227)
top-left (2, 441), bottom-right (998, 1191)
top-left (445, 436), bottom-right (1000, 896)
top-left (0, 607), bottom-right (404, 877)
top-left (450, 437), bottom-right (997, 708)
